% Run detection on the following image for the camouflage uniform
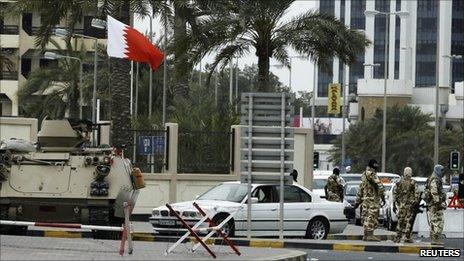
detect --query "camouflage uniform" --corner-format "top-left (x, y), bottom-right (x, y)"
top-left (426, 172), bottom-right (446, 244)
top-left (326, 173), bottom-right (343, 202)
top-left (356, 166), bottom-right (385, 237)
top-left (393, 168), bottom-right (419, 243)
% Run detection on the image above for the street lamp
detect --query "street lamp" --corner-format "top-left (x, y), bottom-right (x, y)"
top-left (44, 51), bottom-right (83, 118)
top-left (53, 25), bottom-right (101, 146)
top-left (364, 9), bottom-right (409, 173)
top-left (54, 28), bottom-right (100, 145)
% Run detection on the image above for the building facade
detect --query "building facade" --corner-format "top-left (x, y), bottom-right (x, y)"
top-left (0, 1), bottom-right (106, 116)
top-left (314, 0), bottom-right (463, 127)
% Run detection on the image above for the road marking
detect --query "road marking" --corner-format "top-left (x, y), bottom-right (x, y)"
top-left (399, 246), bottom-right (421, 254)
top-left (44, 231), bottom-right (82, 238)
top-left (333, 244), bottom-right (365, 252)
top-left (249, 240), bottom-right (284, 248)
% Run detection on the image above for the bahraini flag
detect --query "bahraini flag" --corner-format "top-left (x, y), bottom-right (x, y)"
top-left (107, 15), bottom-right (164, 70)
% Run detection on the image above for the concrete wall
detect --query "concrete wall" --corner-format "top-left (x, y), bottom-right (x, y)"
top-left (133, 123), bottom-right (314, 214)
top-left (0, 117), bottom-right (38, 142)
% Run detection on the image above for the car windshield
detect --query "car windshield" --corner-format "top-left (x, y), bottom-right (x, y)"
top-left (313, 178), bottom-right (327, 189)
top-left (197, 183), bottom-right (249, 203)
top-left (345, 184), bottom-right (359, 196)
top-left (416, 181), bottom-right (427, 192)
top-left (341, 175), bottom-right (361, 183)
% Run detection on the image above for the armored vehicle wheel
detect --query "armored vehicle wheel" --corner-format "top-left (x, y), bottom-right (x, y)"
top-left (89, 207), bottom-right (121, 240)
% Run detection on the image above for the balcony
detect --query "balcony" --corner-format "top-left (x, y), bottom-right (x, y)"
top-left (0, 25), bottom-right (19, 48)
top-left (0, 71), bottom-right (18, 80)
top-left (0, 25), bottom-right (19, 35)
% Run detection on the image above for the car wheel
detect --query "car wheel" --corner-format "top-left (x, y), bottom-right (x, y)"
top-left (212, 214), bottom-right (235, 237)
top-left (306, 217), bottom-right (329, 240)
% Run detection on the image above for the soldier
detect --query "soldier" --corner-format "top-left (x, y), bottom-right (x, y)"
top-left (424, 164), bottom-right (447, 245)
top-left (393, 167), bottom-right (419, 243)
top-left (353, 159), bottom-right (385, 241)
top-left (325, 167), bottom-right (343, 202)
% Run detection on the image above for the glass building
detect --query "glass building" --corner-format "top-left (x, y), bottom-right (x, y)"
top-left (316, 0), bottom-right (463, 96)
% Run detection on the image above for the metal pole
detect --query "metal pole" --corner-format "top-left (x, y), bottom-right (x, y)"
top-left (289, 57), bottom-right (292, 90)
top-left (130, 61), bottom-right (134, 116)
top-left (235, 57), bottom-right (239, 112)
top-left (149, 15), bottom-right (154, 173)
top-left (135, 63), bottom-right (139, 116)
top-left (199, 60), bottom-right (202, 87)
top-left (246, 94), bottom-right (253, 239)
top-left (279, 93), bottom-right (285, 240)
top-left (215, 70), bottom-right (218, 105)
top-left (229, 59), bottom-right (233, 105)
top-left (79, 59), bottom-right (83, 119)
top-left (149, 15), bottom-right (153, 118)
top-left (312, 64), bottom-right (317, 128)
top-left (341, 63), bottom-right (348, 173)
top-left (162, 11), bottom-right (167, 126)
top-left (434, 2), bottom-right (441, 165)
top-left (381, 14), bottom-right (389, 173)
top-left (92, 38), bottom-right (98, 145)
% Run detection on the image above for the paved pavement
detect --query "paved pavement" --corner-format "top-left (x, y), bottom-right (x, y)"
top-left (302, 249), bottom-right (463, 261)
top-left (0, 235), bottom-right (306, 260)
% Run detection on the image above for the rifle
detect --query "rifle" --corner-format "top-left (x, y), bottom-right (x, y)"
top-left (338, 184), bottom-right (344, 202)
top-left (409, 191), bottom-right (424, 229)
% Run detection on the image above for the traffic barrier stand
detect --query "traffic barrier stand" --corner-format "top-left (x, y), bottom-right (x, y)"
top-left (0, 201), bottom-right (134, 256)
top-left (164, 203), bottom-right (242, 259)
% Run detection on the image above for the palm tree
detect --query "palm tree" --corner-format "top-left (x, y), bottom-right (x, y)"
top-left (190, 0), bottom-right (370, 92)
top-left (13, 0), bottom-right (150, 157)
top-left (17, 39), bottom-right (86, 121)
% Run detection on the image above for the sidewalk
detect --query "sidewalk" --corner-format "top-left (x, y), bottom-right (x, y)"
top-left (0, 235), bottom-right (307, 261)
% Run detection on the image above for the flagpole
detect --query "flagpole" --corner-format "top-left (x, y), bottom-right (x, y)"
top-left (162, 11), bottom-right (167, 126)
top-left (149, 14), bottom-right (154, 174)
top-left (133, 62), bottom-right (139, 162)
top-left (130, 61), bottom-right (134, 116)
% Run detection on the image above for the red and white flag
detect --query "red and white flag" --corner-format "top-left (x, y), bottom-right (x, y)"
top-left (107, 15), bottom-right (164, 70)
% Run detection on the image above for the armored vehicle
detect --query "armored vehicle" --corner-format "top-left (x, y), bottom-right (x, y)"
top-left (0, 119), bottom-right (142, 237)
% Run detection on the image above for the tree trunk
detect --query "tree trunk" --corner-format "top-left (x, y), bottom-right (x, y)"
top-left (257, 51), bottom-right (270, 92)
top-left (110, 3), bottom-right (133, 158)
top-left (172, 2), bottom-right (190, 100)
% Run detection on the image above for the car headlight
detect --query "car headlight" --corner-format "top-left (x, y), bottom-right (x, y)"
top-left (182, 211), bottom-right (200, 218)
top-left (152, 210), bottom-right (160, 216)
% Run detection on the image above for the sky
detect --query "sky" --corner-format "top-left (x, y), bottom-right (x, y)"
top-left (133, 0), bottom-right (319, 95)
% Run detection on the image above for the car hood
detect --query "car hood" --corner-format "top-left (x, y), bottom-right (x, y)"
top-left (153, 199), bottom-right (243, 215)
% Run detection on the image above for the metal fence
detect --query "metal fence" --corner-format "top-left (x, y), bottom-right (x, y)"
top-left (178, 129), bottom-right (232, 174)
top-left (127, 129), bottom-right (167, 173)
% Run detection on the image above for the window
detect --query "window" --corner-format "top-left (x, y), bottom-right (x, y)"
top-left (252, 186), bottom-right (277, 203)
top-left (274, 185), bottom-right (312, 203)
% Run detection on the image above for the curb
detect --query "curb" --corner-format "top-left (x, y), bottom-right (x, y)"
top-left (21, 230), bottom-right (445, 254)
top-left (327, 234), bottom-right (394, 241)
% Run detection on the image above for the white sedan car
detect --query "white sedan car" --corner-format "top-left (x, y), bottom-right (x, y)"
top-left (149, 182), bottom-right (349, 239)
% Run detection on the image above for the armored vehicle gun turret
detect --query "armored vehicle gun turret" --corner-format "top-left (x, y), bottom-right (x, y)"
top-left (0, 119), bottom-right (143, 238)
